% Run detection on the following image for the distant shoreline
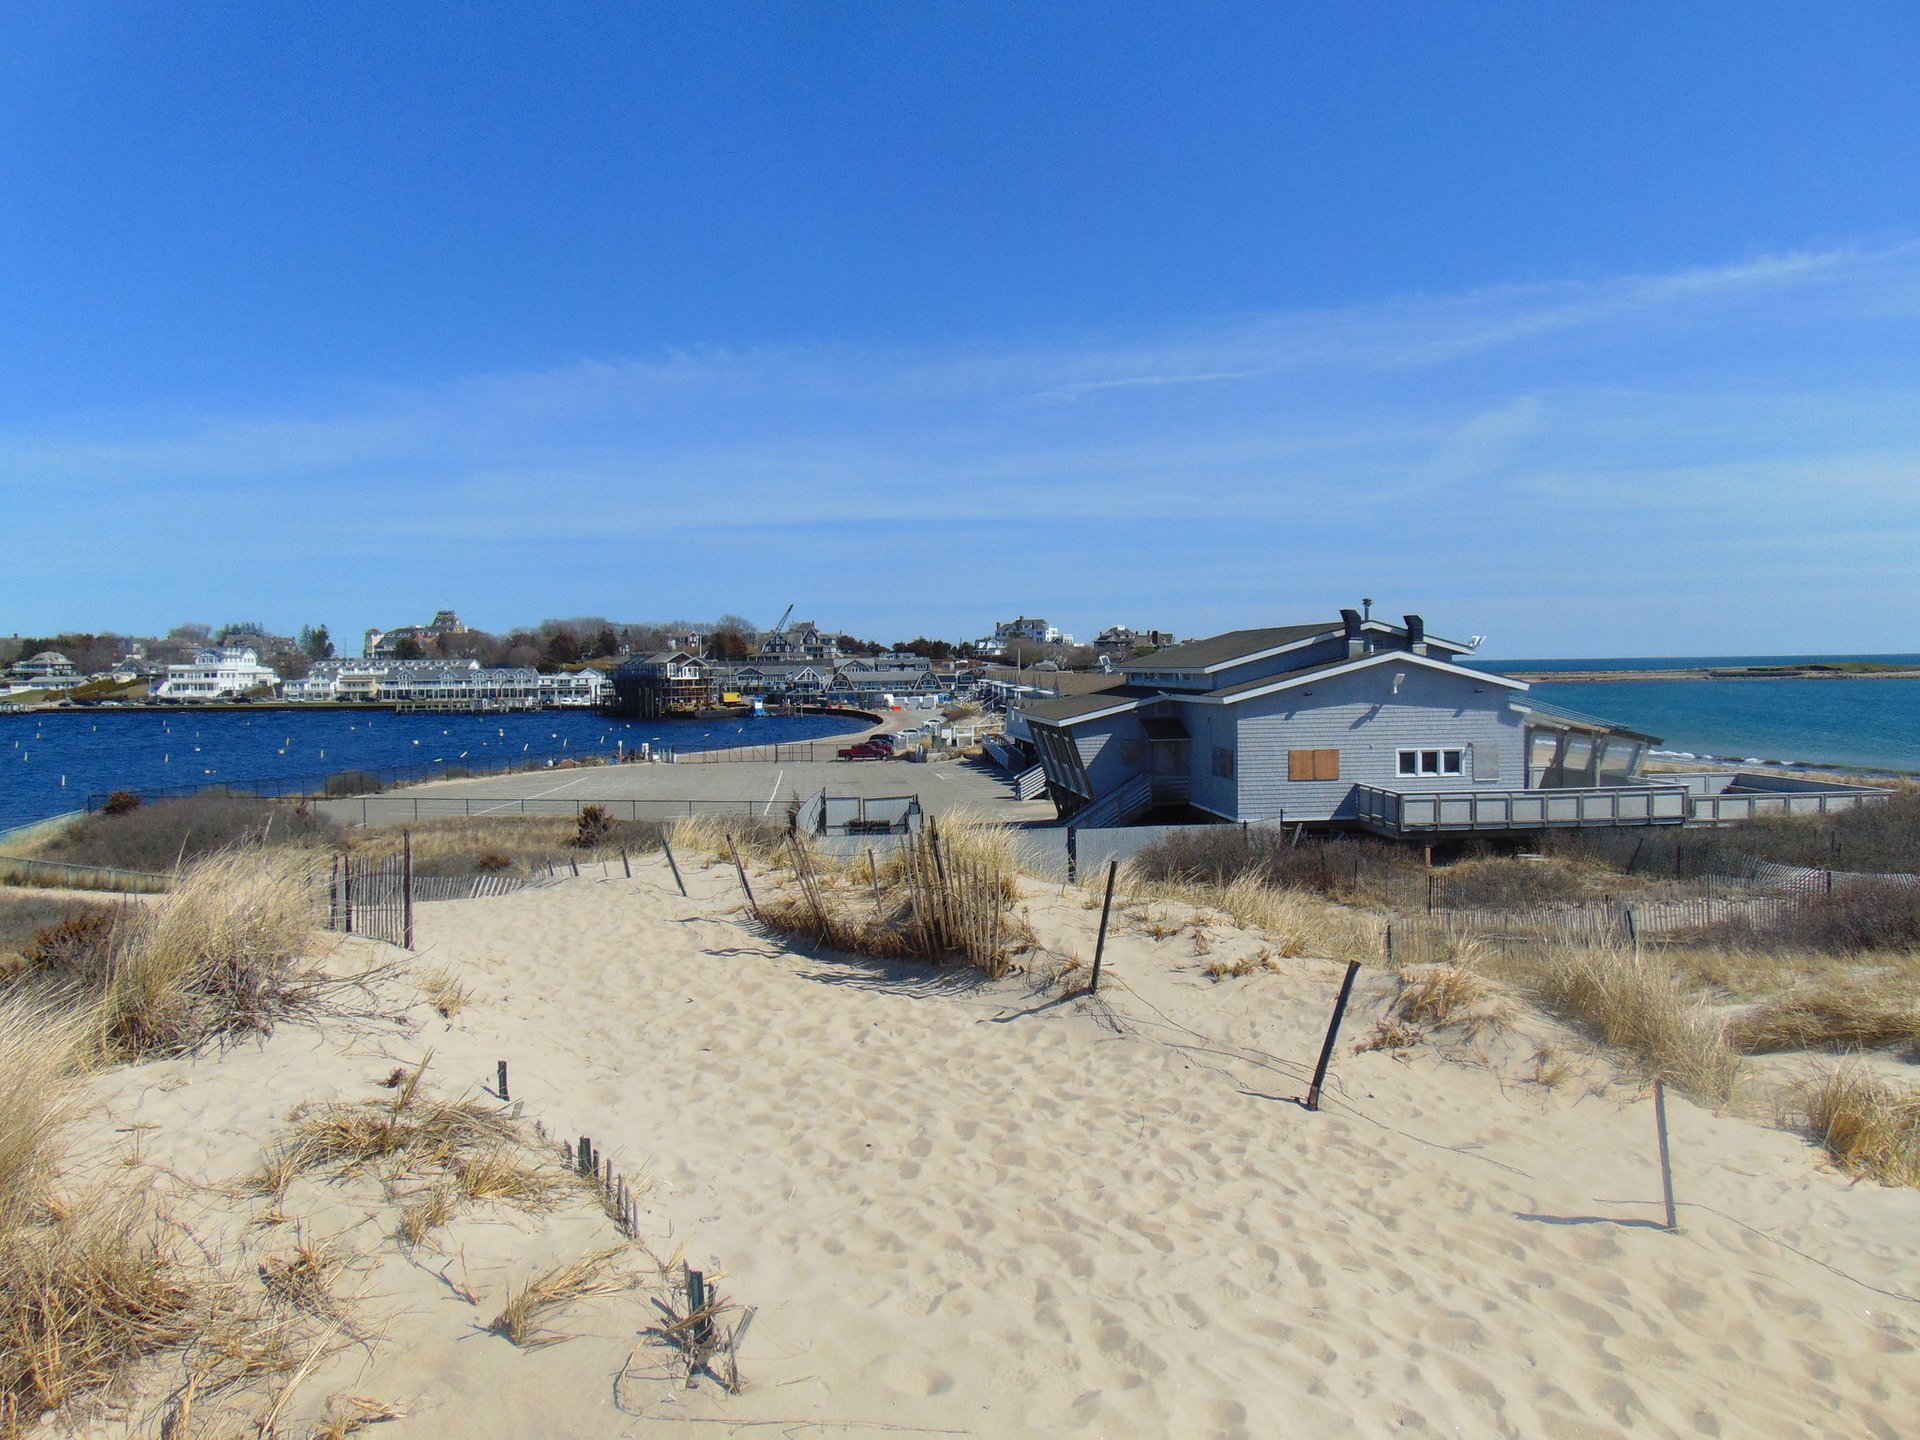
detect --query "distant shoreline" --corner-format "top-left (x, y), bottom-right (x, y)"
top-left (1502, 664), bottom-right (1920, 683)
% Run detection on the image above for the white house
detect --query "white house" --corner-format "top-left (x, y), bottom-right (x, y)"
top-left (538, 669), bottom-right (610, 706)
top-left (5, 651), bottom-right (83, 693)
top-left (977, 617), bottom-right (1074, 654)
top-left (153, 647), bottom-right (280, 700)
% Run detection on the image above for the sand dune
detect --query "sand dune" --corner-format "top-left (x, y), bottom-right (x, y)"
top-left (57, 848), bottom-right (1920, 1438)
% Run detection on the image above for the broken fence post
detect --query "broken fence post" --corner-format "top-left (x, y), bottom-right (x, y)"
top-left (620, 844), bottom-right (632, 878)
top-left (1305, 960), bottom-right (1362, 1112)
top-left (725, 834), bottom-right (756, 917)
top-left (496, 1060), bottom-right (509, 1102)
top-left (1654, 1078), bottom-right (1679, 1232)
top-left (577, 1136), bottom-right (593, 1176)
top-left (1088, 859), bottom-right (1118, 996)
top-left (662, 836), bottom-right (688, 897)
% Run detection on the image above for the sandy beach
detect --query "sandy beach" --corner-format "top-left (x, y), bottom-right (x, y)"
top-left (45, 844), bottom-right (1920, 1439)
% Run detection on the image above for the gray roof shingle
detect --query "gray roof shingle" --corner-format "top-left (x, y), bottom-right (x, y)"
top-left (1118, 624), bottom-right (1332, 673)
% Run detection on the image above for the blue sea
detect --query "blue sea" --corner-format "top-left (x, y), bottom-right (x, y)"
top-left (0, 708), bottom-right (866, 833)
top-left (1468, 654), bottom-right (1920, 776)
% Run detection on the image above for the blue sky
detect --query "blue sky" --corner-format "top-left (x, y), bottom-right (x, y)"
top-left (3, 3), bottom-right (1917, 656)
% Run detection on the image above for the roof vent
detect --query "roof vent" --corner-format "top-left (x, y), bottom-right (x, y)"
top-left (1340, 608), bottom-right (1364, 657)
top-left (1404, 614), bottom-right (1426, 656)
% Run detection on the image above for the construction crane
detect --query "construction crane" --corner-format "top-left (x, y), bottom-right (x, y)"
top-left (756, 603), bottom-right (795, 655)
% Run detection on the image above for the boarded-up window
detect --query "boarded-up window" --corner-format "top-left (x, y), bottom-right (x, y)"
top-left (1473, 741), bottom-right (1500, 782)
top-left (1287, 748), bottom-right (1340, 781)
top-left (1212, 746), bottom-right (1236, 779)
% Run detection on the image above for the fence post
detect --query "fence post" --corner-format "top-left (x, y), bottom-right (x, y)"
top-left (1088, 860), bottom-right (1118, 996)
top-left (726, 834), bottom-right (757, 917)
top-left (1653, 1079), bottom-right (1679, 1231)
top-left (662, 837), bottom-right (688, 897)
top-left (342, 853), bottom-right (354, 934)
top-left (496, 1060), bottom-right (509, 1101)
top-left (620, 845), bottom-right (632, 879)
top-left (1305, 960), bottom-right (1362, 1112)
top-left (402, 830), bottom-right (414, 950)
top-left (1066, 826), bottom-right (1077, 884)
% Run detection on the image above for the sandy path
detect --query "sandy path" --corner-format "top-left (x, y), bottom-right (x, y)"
top-left (366, 855), bottom-right (1919, 1438)
top-left (63, 852), bottom-right (1920, 1438)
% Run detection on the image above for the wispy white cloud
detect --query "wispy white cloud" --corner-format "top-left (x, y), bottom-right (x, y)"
top-left (4, 242), bottom-right (1918, 651)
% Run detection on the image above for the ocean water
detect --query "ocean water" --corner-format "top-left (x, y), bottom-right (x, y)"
top-left (0, 708), bottom-right (867, 833)
top-left (1469, 654), bottom-right (1920, 774)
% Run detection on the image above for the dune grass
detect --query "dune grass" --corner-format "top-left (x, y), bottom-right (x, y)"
top-left (0, 998), bottom-right (200, 1417)
top-left (1728, 972), bottom-right (1920, 1055)
top-left (1113, 862), bottom-right (1383, 965)
top-left (1802, 1064), bottom-right (1920, 1186)
top-left (1493, 942), bottom-right (1741, 1105)
top-left (252, 1061), bottom-right (581, 1251)
top-left (487, 1245), bottom-right (632, 1348)
top-left (71, 849), bottom-right (326, 1061)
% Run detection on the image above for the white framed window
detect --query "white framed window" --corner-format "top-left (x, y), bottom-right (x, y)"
top-left (1397, 747), bottom-right (1464, 777)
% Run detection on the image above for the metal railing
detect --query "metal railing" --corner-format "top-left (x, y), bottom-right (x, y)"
top-left (1071, 774), bottom-right (1154, 832)
top-left (0, 852), bottom-right (173, 893)
top-left (316, 794), bottom-right (793, 827)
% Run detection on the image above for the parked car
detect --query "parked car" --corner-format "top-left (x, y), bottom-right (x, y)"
top-left (837, 740), bottom-right (891, 760)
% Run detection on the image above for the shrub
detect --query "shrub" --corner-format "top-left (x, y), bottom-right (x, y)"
top-left (323, 769), bottom-right (383, 797)
top-left (476, 849), bottom-right (513, 872)
top-left (101, 790), bottom-right (143, 817)
top-left (1725, 788), bottom-right (1920, 874)
top-left (1778, 880), bottom-right (1920, 953)
top-left (33, 795), bottom-right (338, 873)
top-left (574, 805), bottom-right (615, 849)
top-left (22, 910), bottom-right (125, 972)
top-left (1129, 827), bottom-right (1420, 902)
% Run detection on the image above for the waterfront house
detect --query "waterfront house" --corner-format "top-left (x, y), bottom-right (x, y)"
top-left (5, 650), bottom-right (84, 693)
top-left (539, 668), bottom-right (609, 707)
top-left (1015, 611), bottom-right (1686, 836)
top-left (610, 650), bottom-right (714, 717)
top-left (153, 646), bottom-right (281, 700)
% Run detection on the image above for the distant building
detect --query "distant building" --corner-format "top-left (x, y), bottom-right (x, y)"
top-left (1093, 626), bottom-right (1177, 661)
top-left (364, 609), bottom-right (471, 658)
top-left (756, 621), bottom-right (840, 662)
top-left (153, 647), bottom-right (280, 700)
top-left (287, 658), bottom-right (546, 708)
top-left (976, 617), bottom-right (1072, 655)
top-left (610, 651), bottom-right (714, 718)
top-left (5, 650), bottom-right (83, 693)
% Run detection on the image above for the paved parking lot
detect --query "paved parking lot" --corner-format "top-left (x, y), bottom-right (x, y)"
top-left (315, 753), bottom-right (1058, 829)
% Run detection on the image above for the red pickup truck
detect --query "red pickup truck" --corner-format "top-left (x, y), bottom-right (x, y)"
top-left (837, 740), bottom-right (891, 760)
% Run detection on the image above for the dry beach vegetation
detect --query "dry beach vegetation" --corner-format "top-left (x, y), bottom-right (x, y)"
top-left (0, 797), bottom-right (1916, 1434)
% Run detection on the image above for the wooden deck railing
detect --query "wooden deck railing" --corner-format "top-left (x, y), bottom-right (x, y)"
top-left (1355, 783), bottom-right (1692, 835)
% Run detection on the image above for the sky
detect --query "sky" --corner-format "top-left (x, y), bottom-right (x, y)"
top-left (2, 3), bottom-right (1917, 658)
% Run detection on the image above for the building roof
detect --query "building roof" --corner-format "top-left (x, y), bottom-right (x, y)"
top-left (1197, 649), bottom-right (1528, 704)
top-left (1510, 697), bottom-right (1663, 745)
top-left (1117, 624), bottom-right (1332, 673)
top-left (1017, 685), bottom-right (1162, 726)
